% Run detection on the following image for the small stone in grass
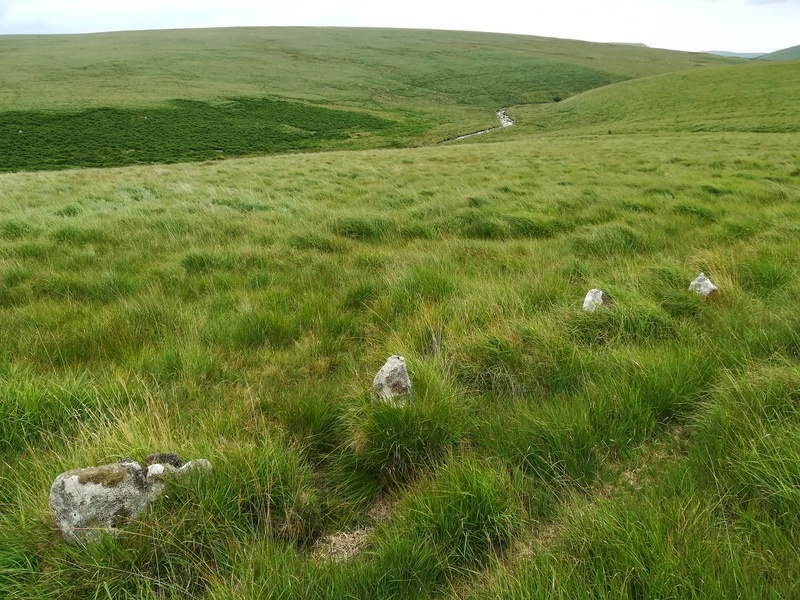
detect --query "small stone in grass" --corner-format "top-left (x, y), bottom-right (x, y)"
top-left (689, 272), bottom-right (718, 298)
top-left (583, 288), bottom-right (613, 312)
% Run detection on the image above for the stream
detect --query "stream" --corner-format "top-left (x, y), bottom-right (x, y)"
top-left (447, 108), bottom-right (514, 142)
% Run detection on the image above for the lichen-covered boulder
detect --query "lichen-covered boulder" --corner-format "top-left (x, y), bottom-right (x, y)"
top-left (49, 459), bottom-right (151, 543)
top-left (582, 288), bottom-right (612, 312)
top-left (689, 272), bottom-right (718, 298)
top-left (372, 355), bottom-right (412, 406)
top-left (50, 455), bottom-right (212, 543)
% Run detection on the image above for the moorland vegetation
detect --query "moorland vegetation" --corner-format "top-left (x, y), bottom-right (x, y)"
top-left (0, 27), bottom-right (734, 171)
top-left (0, 27), bottom-right (799, 599)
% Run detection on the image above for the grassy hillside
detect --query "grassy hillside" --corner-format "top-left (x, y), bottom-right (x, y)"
top-left (0, 27), bottom-right (736, 172)
top-left (1, 28), bottom-right (800, 600)
top-left (703, 51), bottom-right (763, 59)
top-left (760, 45), bottom-right (800, 61)
top-left (495, 60), bottom-right (800, 137)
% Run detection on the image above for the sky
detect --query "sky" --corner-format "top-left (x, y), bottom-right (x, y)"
top-left (0, 0), bottom-right (797, 54)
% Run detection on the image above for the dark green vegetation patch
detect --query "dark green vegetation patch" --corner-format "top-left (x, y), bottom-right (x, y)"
top-left (1, 98), bottom-right (402, 172)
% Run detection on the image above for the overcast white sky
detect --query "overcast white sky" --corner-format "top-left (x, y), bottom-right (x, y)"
top-left (0, 0), bottom-right (797, 53)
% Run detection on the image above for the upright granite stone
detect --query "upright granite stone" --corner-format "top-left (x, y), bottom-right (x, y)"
top-left (689, 272), bottom-right (718, 298)
top-left (372, 355), bottom-right (412, 406)
top-left (582, 288), bottom-right (613, 312)
top-left (50, 455), bottom-right (211, 543)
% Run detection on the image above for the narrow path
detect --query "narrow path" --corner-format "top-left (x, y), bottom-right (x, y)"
top-left (443, 108), bottom-right (514, 143)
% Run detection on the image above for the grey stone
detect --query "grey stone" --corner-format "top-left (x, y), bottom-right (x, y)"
top-left (50, 456), bottom-right (212, 543)
top-left (583, 288), bottom-right (612, 312)
top-left (146, 458), bottom-right (212, 481)
top-left (49, 460), bottom-right (151, 543)
top-left (689, 272), bottom-right (718, 298)
top-left (372, 355), bottom-right (412, 406)
top-left (145, 453), bottom-right (183, 468)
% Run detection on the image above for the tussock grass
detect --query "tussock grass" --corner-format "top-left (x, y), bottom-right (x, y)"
top-left (1, 34), bottom-right (799, 598)
top-left (345, 365), bottom-right (469, 484)
top-left (5, 130), bottom-right (797, 595)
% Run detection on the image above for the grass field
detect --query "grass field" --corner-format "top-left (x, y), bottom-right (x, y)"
top-left (1, 27), bottom-right (800, 599)
top-left (496, 60), bottom-right (800, 137)
top-left (0, 28), bottom-right (736, 171)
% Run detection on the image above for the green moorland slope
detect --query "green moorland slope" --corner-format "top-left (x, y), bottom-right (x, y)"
top-left (760, 44), bottom-right (800, 61)
top-left (488, 59), bottom-right (800, 137)
top-left (1, 32), bottom-right (800, 599)
top-left (0, 27), bottom-right (736, 171)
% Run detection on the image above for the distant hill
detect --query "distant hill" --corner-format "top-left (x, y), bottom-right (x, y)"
top-left (759, 44), bottom-right (800, 61)
top-left (506, 60), bottom-right (799, 136)
top-left (0, 27), bottom-right (736, 113)
top-left (703, 50), bottom-right (763, 59)
top-left (0, 27), bottom-right (737, 172)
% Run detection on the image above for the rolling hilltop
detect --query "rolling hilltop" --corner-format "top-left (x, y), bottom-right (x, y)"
top-left (759, 43), bottom-right (800, 61)
top-left (0, 27), bottom-right (735, 171)
top-left (1, 28), bottom-right (800, 599)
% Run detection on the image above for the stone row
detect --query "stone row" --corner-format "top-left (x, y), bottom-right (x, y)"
top-left (583, 272), bottom-right (718, 312)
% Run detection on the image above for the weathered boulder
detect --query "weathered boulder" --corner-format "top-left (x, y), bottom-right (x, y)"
top-left (49, 459), bottom-right (151, 543)
top-left (372, 355), bottom-right (412, 406)
top-left (583, 288), bottom-right (612, 312)
top-left (50, 455), bottom-right (211, 543)
top-left (689, 272), bottom-right (718, 298)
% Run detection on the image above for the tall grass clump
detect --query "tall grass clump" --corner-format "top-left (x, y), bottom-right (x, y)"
top-left (453, 322), bottom-right (588, 401)
top-left (0, 369), bottom-right (141, 456)
top-left (365, 456), bottom-right (523, 595)
top-left (189, 437), bottom-right (324, 544)
top-left (567, 299), bottom-right (677, 346)
top-left (690, 362), bottom-right (800, 528)
top-left (480, 401), bottom-right (599, 488)
top-left (469, 487), bottom-right (756, 599)
top-left (391, 457), bottom-right (522, 567)
top-left (391, 264), bottom-right (458, 308)
top-left (344, 362), bottom-right (470, 484)
top-left (332, 215), bottom-right (391, 241)
top-left (585, 345), bottom-right (717, 456)
top-left (570, 224), bottom-right (653, 258)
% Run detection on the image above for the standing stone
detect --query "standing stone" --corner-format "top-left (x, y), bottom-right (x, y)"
top-left (583, 288), bottom-right (613, 312)
top-left (50, 456), bottom-right (212, 543)
top-left (372, 355), bottom-right (412, 406)
top-left (689, 272), bottom-right (718, 298)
